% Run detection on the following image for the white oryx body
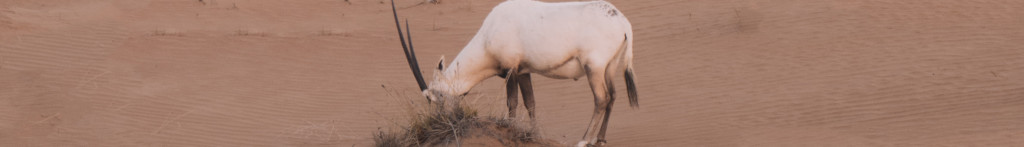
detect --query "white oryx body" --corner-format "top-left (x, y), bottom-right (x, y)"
top-left (431, 0), bottom-right (633, 96)
top-left (392, 0), bottom-right (638, 146)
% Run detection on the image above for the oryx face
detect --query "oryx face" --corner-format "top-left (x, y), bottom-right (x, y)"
top-left (422, 58), bottom-right (470, 103)
top-left (423, 58), bottom-right (449, 102)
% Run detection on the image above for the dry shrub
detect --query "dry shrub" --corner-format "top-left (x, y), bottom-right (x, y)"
top-left (492, 117), bottom-right (541, 144)
top-left (374, 98), bottom-right (552, 147)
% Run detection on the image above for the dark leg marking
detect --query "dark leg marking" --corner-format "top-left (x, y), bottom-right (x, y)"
top-left (505, 69), bottom-right (519, 118)
top-left (597, 75), bottom-right (616, 143)
top-left (518, 74), bottom-right (537, 119)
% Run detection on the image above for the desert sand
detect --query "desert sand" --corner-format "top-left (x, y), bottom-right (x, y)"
top-left (2, 0), bottom-right (1023, 146)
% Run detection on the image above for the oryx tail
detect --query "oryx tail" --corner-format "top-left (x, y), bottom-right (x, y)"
top-left (624, 34), bottom-right (639, 108)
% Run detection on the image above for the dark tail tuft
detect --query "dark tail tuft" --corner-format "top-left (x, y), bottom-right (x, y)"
top-left (625, 68), bottom-right (639, 108)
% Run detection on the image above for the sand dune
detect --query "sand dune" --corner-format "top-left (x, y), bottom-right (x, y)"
top-left (2, 0), bottom-right (1023, 146)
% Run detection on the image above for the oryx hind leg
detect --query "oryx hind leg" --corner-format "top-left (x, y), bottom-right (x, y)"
top-left (581, 64), bottom-right (612, 145)
top-left (596, 65), bottom-right (618, 145)
top-left (518, 74), bottom-right (537, 119)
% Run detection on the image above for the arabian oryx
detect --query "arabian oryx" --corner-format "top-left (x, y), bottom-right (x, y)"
top-left (391, 0), bottom-right (638, 146)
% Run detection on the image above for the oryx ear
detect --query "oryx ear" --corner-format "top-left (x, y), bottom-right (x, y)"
top-left (436, 56), bottom-right (445, 70)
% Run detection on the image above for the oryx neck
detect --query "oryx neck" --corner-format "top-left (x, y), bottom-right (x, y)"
top-left (439, 45), bottom-right (499, 96)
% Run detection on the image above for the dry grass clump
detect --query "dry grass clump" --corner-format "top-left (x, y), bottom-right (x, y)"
top-left (492, 117), bottom-right (541, 144)
top-left (373, 99), bottom-right (552, 147)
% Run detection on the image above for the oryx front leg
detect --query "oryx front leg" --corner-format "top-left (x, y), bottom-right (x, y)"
top-left (518, 74), bottom-right (537, 119)
top-left (505, 69), bottom-right (520, 118)
top-left (581, 65), bottom-right (612, 146)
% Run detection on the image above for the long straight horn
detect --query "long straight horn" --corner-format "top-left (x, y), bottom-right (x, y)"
top-left (405, 20), bottom-right (427, 91)
top-left (392, 0), bottom-right (428, 91)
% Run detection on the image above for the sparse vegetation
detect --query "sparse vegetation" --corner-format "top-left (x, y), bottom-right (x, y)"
top-left (318, 27), bottom-right (351, 36)
top-left (234, 28), bottom-right (266, 37)
top-left (152, 28), bottom-right (184, 36)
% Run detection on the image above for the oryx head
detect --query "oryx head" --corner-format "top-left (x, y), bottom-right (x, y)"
top-left (392, 0), bottom-right (459, 103)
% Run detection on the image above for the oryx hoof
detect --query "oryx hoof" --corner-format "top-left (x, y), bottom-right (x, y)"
top-left (576, 140), bottom-right (605, 147)
top-left (575, 141), bottom-right (590, 147)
